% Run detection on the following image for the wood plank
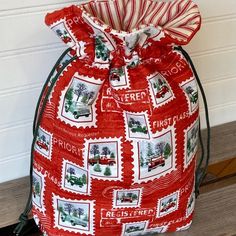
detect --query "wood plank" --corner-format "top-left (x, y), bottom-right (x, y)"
top-left (201, 175), bottom-right (236, 194)
top-left (217, 159), bottom-right (236, 177)
top-left (200, 121), bottom-right (236, 164)
top-left (207, 158), bottom-right (236, 178)
top-left (0, 177), bottom-right (30, 228)
top-left (207, 159), bottom-right (234, 177)
top-left (2, 0), bottom-right (236, 20)
top-left (200, 159), bottom-right (236, 187)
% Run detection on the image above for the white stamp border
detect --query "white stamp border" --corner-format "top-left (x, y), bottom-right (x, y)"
top-left (82, 12), bottom-right (116, 52)
top-left (48, 62), bottom-right (74, 103)
top-left (50, 19), bottom-right (77, 49)
top-left (50, 19), bottom-right (88, 60)
top-left (123, 110), bottom-right (153, 142)
top-left (186, 187), bottom-right (195, 218)
top-left (112, 188), bottom-right (143, 209)
top-left (32, 168), bottom-right (46, 214)
top-left (109, 66), bottom-right (131, 90)
top-left (146, 72), bottom-right (175, 108)
top-left (131, 125), bottom-right (177, 184)
top-left (57, 72), bottom-right (104, 129)
top-left (121, 220), bottom-right (149, 236)
top-left (93, 33), bottom-right (110, 69)
top-left (180, 77), bottom-right (199, 115)
top-left (52, 193), bottom-right (95, 235)
top-left (75, 40), bottom-right (87, 59)
top-left (176, 221), bottom-right (193, 231)
top-left (184, 117), bottom-right (199, 169)
top-left (156, 190), bottom-right (180, 218)
top-left (83, 15), bottom-right (116, 69)
top-left (172, 47), bottom-right (186, 60)
top-left (61, 159), bottom-right (91, 196)
top-left (83, 136), bottom-right (123, 181)
top-left (145, 225), bottom-right (169, 234)
top-left (35, 126), bottom-right (53, 160)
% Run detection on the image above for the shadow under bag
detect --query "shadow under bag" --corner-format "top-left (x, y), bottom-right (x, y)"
top-left (14, 0), bottom-right (210, 235)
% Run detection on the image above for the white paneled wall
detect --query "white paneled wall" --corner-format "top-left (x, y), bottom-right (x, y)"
top-left (186, 0), bottom-right (236, 127)
top-left (0, 0), bottom-right (235, 183)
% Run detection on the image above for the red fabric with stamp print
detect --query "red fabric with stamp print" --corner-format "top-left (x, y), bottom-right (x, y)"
top-left (31, 1), bottom-right (201, 235)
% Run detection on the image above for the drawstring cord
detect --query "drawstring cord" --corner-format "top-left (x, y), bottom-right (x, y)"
top-left (33, 48), bottom-right (71, 135)
top-left (13, 50), bottom-right (77, 236)
top-left (175, 46), bottom-right (211, 198)
top-left (14, 46), bottom-right (210, 235)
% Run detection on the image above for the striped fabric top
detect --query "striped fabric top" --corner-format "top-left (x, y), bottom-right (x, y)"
top-left (79, 0), bottom-right (201, 44)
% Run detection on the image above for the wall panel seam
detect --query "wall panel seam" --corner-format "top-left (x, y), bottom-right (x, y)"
top-left (0, 73), bottom-right (235, 95)
top-left (0, 152), bottom-right (31, 164)
top-left (202, 76), bottom-right (236, 86)
top-left (0, 44), bottom-right (64, 59)
top-left (199, 101), bottom-right (236, 113)
top-left (0, 1), bottom-right (82, 18)
top-left (191, 45), bottom-right (236, 58)
top-left (0, 84), bottom-right (43, 97)
top-left (0, 121), bottom-right (32, 133)
top-left (204, 13), bottom-right (236, 24)
top-left (0, 0), bottom-right (77, 13)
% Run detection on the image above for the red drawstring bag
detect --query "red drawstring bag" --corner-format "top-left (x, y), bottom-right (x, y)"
top-left (14, 1), bottom-right (211, 235)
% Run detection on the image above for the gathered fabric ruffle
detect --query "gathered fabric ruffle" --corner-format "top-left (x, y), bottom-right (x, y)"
top-left (45, 0), bottom-right (201, 69)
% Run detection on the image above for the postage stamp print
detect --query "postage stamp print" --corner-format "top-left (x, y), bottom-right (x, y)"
top-left (184, 118), bottom-right (199, 169)
top-left (112, 188), bottom-right (143, 209)
top-left (35, 126), bottom-right (53, 160)
top-left (123, 111), bottom-right (152, 141)
top-left (132, 126), bottom-right (176, 184)
top-left (32, 168), bottom-right (46, 213)
top-left (58, 72), bottom-right (104, 128)
top-left (52, 194), bottom-right (95, 235)
top-left (84, 137), bottom-right (123, 181)
top-left (156, 190), bottom-right (180, 218)
top-left (121, 220), bottom-right (149, 236)
top-left (61, 159), bottom-right (91, 195)
top-left (180, 77), bottom-right (199, 114)
top-left (147, 73), bottom-right (175, 108)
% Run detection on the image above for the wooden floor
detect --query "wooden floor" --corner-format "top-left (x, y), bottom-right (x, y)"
top-left (200, 121), bottom-right (236, 165)
top-left (1, 121), bottom-right (236, 235)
